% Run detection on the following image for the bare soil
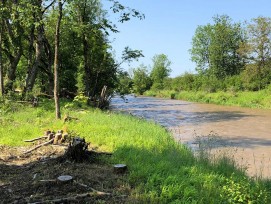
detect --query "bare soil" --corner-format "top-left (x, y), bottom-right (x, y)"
top-left (0, 144), bottom-right (133, 203)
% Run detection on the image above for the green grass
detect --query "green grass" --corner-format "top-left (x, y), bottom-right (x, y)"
top-left (1, 99), bottom-right (271, 203)
top-left (145, 89), bottom-right (271, 109)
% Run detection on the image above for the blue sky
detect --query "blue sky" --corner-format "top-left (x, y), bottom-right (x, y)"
top-left (103, 0), bottom-right (271, 77)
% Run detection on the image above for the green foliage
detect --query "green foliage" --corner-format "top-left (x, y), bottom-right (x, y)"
top-left (64, 92), bottom-right (88, 109)
top-left (172, 72), bottom-right (196, 91)
top-left (221, 174), bottom-right (268, 203)
top-left (121, 47), bottom-right (144, 63)
top-left (150, 54), bottom-right (171, 90)
top-left (243, 17), bottom-right (271, 67)
top-left (116, 71), bottom-right (133, 95)
top-left (224, 75), bottom-right (243, 92)
top-left (146, 89), bottom-right (271, 109)
top-left (132, 64), bottom-right (152, 95)
top-left (191, 15), bottom-right (245, 79)
top-left (0, 0), bottom-right (144, 109)
top-left (0, 99), bottom-right (23, 115)
top-left (188, 15), bottom-right (271, 96)
top-left (1, 100), bottom-right (271, 203)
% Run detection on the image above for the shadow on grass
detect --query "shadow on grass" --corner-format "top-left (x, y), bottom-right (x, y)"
top-left (112, 143), bottom-right (250, 203)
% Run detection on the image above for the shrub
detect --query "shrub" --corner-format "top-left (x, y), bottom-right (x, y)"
top-left (221, 174), bottom-right (268, 203)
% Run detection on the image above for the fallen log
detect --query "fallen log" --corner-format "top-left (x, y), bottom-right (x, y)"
top-left (29, 189), bottom-right (111, 204)
top-left (24, 138), bottom-right (54, 154)
top-left (39, 179), bottom-right (56, 183)
top-left (24, 136), bottom-right (48, 142)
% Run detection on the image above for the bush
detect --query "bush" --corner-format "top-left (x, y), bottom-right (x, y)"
top-left (64, 92), bottom-right (88, 109)
top-left (225, 75), bottom-right (243, 92)
top-left (221, 174), bottom-right (268, 203)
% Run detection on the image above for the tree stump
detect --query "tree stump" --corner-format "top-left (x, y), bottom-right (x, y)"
top-left (48, 133), bottom-right (55, 140)
top-left (44, 130), bottom-right (51, 136)
top-left (64, 137), bottom-right (89, 162)
top-left (57, 175), bottom-right (73, 184)
top-left (61, 133), bottom-right (68, 143)
top-left (113, 164), bottom-right (127, 174)
top-left (53, 133), bottom-right (62, 145)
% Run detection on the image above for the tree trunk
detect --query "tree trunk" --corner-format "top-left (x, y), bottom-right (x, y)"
top-left (0, 0), bottom-right (5, 96)
top-left (0, 20), bottom-right (4, 96)
top-left (5, 50), bottom-right (22, 92)
top-left (23, 0), bottom-right (43, 96)
top-left (83, 35), bottom-right (91, 97)
top-left (25, 27), bottom-right (43, 94)
top-left (43, 34), bottom-right (54, 95)
top-left (3, 0), bottom-right (23, 92)
top-left (22, 25), bottom-right (35, 98)
top-left (54, 0), bottom-right (63, 119)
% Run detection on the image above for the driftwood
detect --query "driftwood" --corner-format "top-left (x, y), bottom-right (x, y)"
top-left (29, 191), bottom-right (111, 204)
top-left (24, 138), bottom-right (54, 154)
top-left (23, 129), bottom-right (69, 154)
top-left (31, 181), bottom-right (111, 204)
top-left (39, 179), bottom-right (56, 183)
top-left (73, 181), bottom-right (110, 195)
top-left (63, 114), bottom-right (79, 123)
top-left (24, 136), bottom-right (48, 142)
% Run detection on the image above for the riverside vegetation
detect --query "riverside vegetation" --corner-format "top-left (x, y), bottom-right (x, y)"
top-left (1, 97), bottom-right (271, 203)
top-left (144, 88), bottom-right (271, 109)
top-left (1, 2), bottom-right (271, 203)
top-left (120, 16), bottom-right (271, 111)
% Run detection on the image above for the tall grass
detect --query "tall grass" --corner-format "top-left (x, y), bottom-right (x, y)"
top-left (145, 89), bottom-right (271, 109)
top-left (0, 99), bottom-right (271, 203)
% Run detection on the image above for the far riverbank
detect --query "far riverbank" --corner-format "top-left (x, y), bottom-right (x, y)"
top-left (144, 89), bottom-right (271, 109)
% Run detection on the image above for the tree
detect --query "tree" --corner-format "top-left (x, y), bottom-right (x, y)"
top-left (190, 24), bottom-right (212, 74)
top-left (133, 64), bottom-right (151, 95)
top-left (0, 0), bottom-right (144, 106)
top-left (0, 24), bottom-right (3, 96)
top-left (66, 0), bottom-right (144, 99)
top-left (191, 15), bottom-right (245, 79)
top-left (246, 17), bottom-right (271, 67)
top-left (116, 71), bottom-right (133, 95)
top-left (239, 17), bottom-right (271, 89)
top-left (54, 0), bottom-right (63, 119)
top-left (172, 72), bottom-right (196, 91)
top-left (2, 0), bottom-right (24, 92)
top-left (150, 54), bottom-right (171, 90)
top-left (0, 0), bottom-right (5, 96)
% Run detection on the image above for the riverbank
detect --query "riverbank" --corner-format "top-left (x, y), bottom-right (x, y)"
top-left (144, 89), bottom-right (271, 109)
top-left (1, 99), bottom-right (271, 203)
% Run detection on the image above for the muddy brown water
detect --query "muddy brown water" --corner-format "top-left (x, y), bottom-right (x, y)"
top-left (111, 95), bottom-right (271, 178)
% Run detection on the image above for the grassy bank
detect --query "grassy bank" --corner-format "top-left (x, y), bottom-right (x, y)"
top-left (145, 89), bottom-right (271, 109)
top-left (1, 99), bottom-right (271, 203)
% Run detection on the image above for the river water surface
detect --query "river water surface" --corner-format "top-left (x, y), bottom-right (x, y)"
top-left (110, 95), bottom-right (271, 178)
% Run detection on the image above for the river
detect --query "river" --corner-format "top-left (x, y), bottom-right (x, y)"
top-left (110, 95), bottom-right (271, 178)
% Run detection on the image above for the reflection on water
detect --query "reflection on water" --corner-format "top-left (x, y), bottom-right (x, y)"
top-left (111, 95), bottom-right (271, 178)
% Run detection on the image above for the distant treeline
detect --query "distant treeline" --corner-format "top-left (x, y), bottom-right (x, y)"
top-left (119, 15), bottom-right (271, 95)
